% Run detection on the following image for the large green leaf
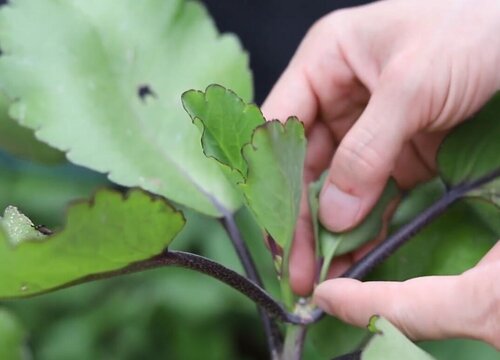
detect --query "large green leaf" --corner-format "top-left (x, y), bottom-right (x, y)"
top-left (362, 316), bottom-right (435, 360)
top-left (182, 84), bottom-right (264, 183)
top-left (0, 189), bottom-right (185, 298)
top-left (0, 0), bottom-right (253, 217)
top-left (438, 93), bottom-right (500, 205)
top-left (240, 119), bottom-right (306, 249)
top-left (0, 93), bottom-right (64, 164)
top-left (0, 308), bottom-right (30, 360)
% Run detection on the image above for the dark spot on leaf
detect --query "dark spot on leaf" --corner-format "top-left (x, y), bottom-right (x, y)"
top-left (137, 84), bottom-right (157, 102)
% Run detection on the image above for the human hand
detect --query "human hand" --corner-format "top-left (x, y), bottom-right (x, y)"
top-left (262, 0), bottom-right (500, 295)
top-left (314, 240), bottom-right (500, 349)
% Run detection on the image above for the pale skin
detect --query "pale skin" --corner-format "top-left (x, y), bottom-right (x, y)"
top-left (262, 0), bottom-right (500, 350)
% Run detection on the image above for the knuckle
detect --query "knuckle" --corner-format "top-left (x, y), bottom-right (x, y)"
top-left (382, 51), bottom-right (431, 100)
top-left (335, 132), bottom-right (389, 183)
top-left (306, 8), bottom-right (350, 42)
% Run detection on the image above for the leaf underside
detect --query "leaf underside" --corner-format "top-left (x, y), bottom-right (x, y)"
top-left (0, 189), bottom-right (185, 299)
top-left (0, 0), bottom-right (253, 217)
top-left (438, 93), bottom-right (500, 206)
top-left (362, 316), bottom-right (435, 359)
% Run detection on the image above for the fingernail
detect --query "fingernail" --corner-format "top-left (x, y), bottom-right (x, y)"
top-left (320, 184), bottom-right (361, 231)
top-left (313, 286), bottom-right (332, 313)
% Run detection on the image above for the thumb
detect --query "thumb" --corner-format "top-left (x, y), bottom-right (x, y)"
top-left (313, 270), bottom-right (500, 347)
top-left (319, 79), bottom-right (417, 231)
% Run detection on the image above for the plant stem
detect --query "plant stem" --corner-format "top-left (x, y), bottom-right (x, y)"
top-left (220, 213), bottom-right (283, 358)
top-left (220, 214), bottom-right (263, 283)
top-left (309, 168), bottom-right (500, 323)
top-left (70, 250), bottom-right (295, 322)
top-left (282, 325), bottom-right (307, 360)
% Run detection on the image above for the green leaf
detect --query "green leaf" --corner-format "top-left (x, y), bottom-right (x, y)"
top-left (308, 316), bottom-right (368, 359)
top-left (390, 178), bottom-right (446, 229)
top-left (0, 189), bottom-right (185, 299)
top-left (464, 197), bottom-right (500, 235)
top-left (308, 171), bottom-right (327, 259)
top-left (182, 85), bottom-right (306, 250)
top-left (308, 174), bottom-right (399, 281)
top-left (466, 179), bottom-right (500, 208)
top-left (0, 93), bottom-right (64, 164)
top-left (240, 119), bottom-right (306, 249)
top-left (0, 0), bottom-right (253, 217)
top-left (0, 308), bottom-right (30, 360)
top-left (438, 93), bottom-right (500, 205)
top-left (362, 316), bottom-right (435, 360)
top-left (373, 178), bottom-right (498, 281)
top-left (420, 339), bottom-right (499, 360)
top-left (182, 85), bottom-right (265, 183)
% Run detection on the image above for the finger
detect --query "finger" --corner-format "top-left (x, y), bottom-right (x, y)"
top-left (262, 17), bottom-right (368, 129)
top-left (313, 272), bottom-right (497, 344)
top-left (261, 61), bottom-right (318, 127)
top-left (289, 195), bottom-right (316, 296)
top-left (290, 123), bottom-right (335, 295)
top-left (319, 69), bottom-right (418, 232)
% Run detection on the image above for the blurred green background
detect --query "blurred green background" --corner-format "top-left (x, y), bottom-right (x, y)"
top-left (1, 150), bottom-right (499, 360)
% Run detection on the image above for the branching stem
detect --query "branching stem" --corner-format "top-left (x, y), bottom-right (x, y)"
top-left (69, 250), bottom-right (304, 325)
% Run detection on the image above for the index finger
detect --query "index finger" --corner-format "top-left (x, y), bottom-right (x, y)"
top-left (261, 15), bottom-right (366, 131)
top-left (261, 61), bottom-right (318, 127)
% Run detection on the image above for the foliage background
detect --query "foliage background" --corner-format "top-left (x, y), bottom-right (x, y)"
top-left (0, 1), bottom-right (498, 359)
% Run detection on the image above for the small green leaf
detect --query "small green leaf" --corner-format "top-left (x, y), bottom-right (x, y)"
top-left (0, 189), bottom-right (185, 299)
top-left (240, 119), bottom-right (306, 250)
top-left (308, 171), bottom-right (327, 258)
top-left (182, 86), bottom-right (306, 251)
top-left (0, 206), bottom-right (47, 245)
top-left (390, 178), bottom-right (446, 229)
top-left (466, 179), bottom-right (500, 208)
top-left (182, 85), bottom-right (265, 183)
top-left (0, 308), bottom-right (30, 360)
top-left (362, 316), bottom-right (435, 360)
top-left (332, 180), bottom-right (397, 256)
top-left (309, 174), bottom-right (399, 281)
top-left (0, 0), bottom-right (252, 216)
top-left (464, 197), bottom-right (500, 235)
top-left (438, 93), bottom-right (500, 205)
top-left (0, 93), bottom-right (64, 164)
